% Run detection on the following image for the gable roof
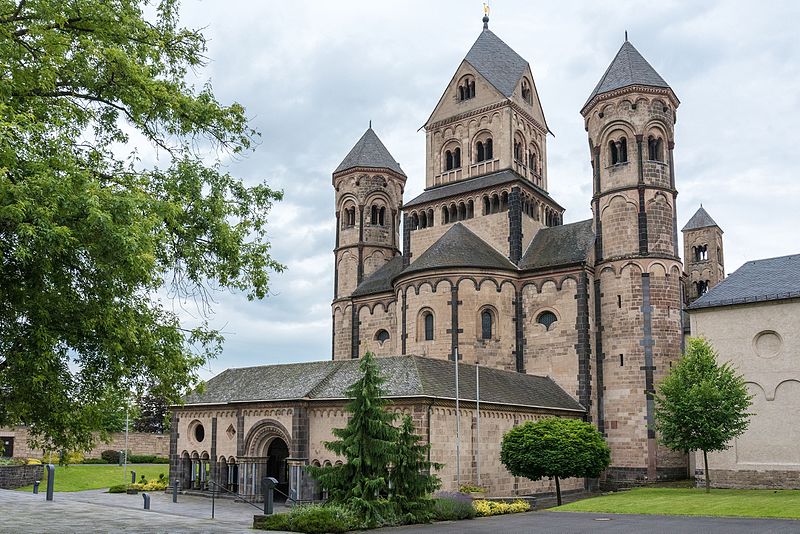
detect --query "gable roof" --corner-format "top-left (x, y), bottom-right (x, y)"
top-left (519, 219), bottom-right (595, 270)
top-left (689, 254), bottom-right (800, 310)
top-left (334, 127), bottom-right (405, 176)
top-left (404, 169), bottom-right (559, 209)
top-left (401, 223), bottom-right (517, 276)
top-left (464, 29), bottom-right (529, 98)
top-left (183, 355), bottom-right (584, 412)
top-left (584, 41), bottom-right (671, 109)
top-left (351, 256), bottom-right (405, 297)
top-left (682, 206), bottom-right (721, 232)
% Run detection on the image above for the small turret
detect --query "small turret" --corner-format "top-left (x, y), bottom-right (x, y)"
top-left (682, 205), bottom-right (724, 302)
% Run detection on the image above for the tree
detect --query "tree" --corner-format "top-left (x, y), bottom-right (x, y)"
top-left (132, 389), bottom-right (171, 434)
top-left (0, 0), bottom-right (283, 452)
top-left (500, 417), bottom-right (610, 506)
top-left (308, 352), bottom-right (440, 526)
top-left (654, 337), bottom-right (752, 492)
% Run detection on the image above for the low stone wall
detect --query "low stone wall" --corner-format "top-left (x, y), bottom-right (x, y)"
top-left (696, 468), bottom-right (800, 490)
top-left (601, 466), bottom-right (689, 490)
top-left (0, 427), bottom-right (169, 459)
top-left (0, 465), bottom-right (43, 489)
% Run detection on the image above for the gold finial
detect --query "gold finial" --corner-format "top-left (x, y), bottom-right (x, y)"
top-left (483, 2), bottom-right (490, 16)
top-left (482, 2), bottom-right (490, 29)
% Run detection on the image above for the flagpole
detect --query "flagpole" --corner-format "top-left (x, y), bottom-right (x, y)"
top-left (476, 362), bottom-right (481, 487)
top-left (454, 347), bottom-right (460, 489)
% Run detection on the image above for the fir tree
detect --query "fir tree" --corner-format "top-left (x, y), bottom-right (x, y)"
top-left (391, 415), bottom-right (442, 515)
top-left (308, 352), bottom-right (398, 524)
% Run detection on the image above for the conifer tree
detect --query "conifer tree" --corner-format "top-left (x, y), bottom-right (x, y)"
top-left (391, 414), bottom-right (441, 514)
top-left (308, 352), bottom-right (398, 523)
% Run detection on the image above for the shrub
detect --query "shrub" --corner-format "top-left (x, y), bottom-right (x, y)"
top-left (100, 450), bottom-right (120, 464)
top-left (42, 451), bottom-right (84, 464)
top-left (254, 505), bottom-right (357, 533)
top-left (255, 513), bottom-right (290, 531)
top-left (432, 493), bottom-right (476, 521)
top-left (459, 484), bottom-right (486, 493)
top-left (26, 458), bottom-right (42, 465)
top-left (473, 499), bottom-right (531, 517)
top-left (108, 484), bottom-right (128, 493)
top-left (82, 458), bottom-right (109, 464)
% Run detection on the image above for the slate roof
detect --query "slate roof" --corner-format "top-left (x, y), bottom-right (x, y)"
top-left (689, 254), bottom-right (800, 310)
top-left (584, 41), bottom-right (671, 108)
top-left (334, 128), bottom-right (405, 176)
top-left (464, 29), bottom-right (529, 98)
top-left (519, 219), bottom-right (595, 271)
top-left (682, 206), bottom-right (721, 232)
top-left (183, 355), bottom-right (584, 412)
top-left (351, 256), bottom-right (405, 297)
top-left (401, 223), bottom-right (517, 276)
top-left (404, 170), bottom-right (557, 209)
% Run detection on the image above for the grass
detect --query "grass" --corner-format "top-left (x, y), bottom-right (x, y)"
top-left (553, 487), bottom-right (800, 519)
top-left (15, 464), bottom-right (168, 493)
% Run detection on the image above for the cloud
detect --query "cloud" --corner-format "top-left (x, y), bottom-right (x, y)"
top-left (167, 0), bottom-right (800, 378)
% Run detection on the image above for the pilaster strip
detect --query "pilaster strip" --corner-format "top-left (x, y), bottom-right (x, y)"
top-left (640, 273), bottom-right (657, 479)
top-left (593, 279), bottom-right (605, 435)
top-left (574, 271), bottom-right (593, 417)
top-left (508, 186), bottom-right (523, 264)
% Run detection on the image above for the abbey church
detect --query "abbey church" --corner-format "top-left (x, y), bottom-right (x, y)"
top-left (169, 17), bottom-right (731, 501)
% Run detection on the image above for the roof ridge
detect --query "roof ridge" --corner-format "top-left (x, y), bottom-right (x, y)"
top-left (305, 360), bottom-right (348, 399)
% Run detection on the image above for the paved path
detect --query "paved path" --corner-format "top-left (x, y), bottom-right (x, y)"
top-left (0, 488), bottom-right (288, 533)
top-left (372, 511), bottom-right (800, 533)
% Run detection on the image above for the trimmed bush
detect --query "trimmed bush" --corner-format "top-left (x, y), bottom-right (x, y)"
top-left (473, 499), bottom-right (531, 517)
top-left (108, 484), bottom-right (128, 493)
top-left (127, 454), bottom-right (169, 464)
top-left (255, 505), bottom-right (356, 533)
top-left (433, 492), bottom-right (476, 521)
top-left (459, 484), bottom-right (486, 493)
top-left (82, 458), bottom-right (109, 464)
top-left (100, 450), bottom-right (120, 464)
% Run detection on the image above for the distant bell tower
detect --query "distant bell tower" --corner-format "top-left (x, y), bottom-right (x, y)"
top-left (583, 39), bottom-right (686, 486)
top-left (331, 127), bottom-right (405, 359)
top-left (682, 205), bottom-right (724, 303)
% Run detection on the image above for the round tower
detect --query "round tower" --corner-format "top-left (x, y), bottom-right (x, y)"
top-left (331, 127), bottom-right (405, 359)
top-left (582, 40), bottom-right (686, 486)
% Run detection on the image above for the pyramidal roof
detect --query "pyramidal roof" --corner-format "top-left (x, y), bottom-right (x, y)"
top-left (402, 223), bottom-right (516, 276)
top-left (584, 41), bottom-right (671, 109)
top-left (682, 206), bottom-right (721, 232)
top-left (464, 29), bottom-right (528, 98)
top-left (334, 127), bottom-right (405, 176)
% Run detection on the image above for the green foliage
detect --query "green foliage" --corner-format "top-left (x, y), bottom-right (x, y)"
top-left (500, 417), bottom-right (610, 505)
top-left (100, 450), bottom-right (121, 464)
top-left (127, 454), bottom-right (168, 464)
top-left (107, 484), bottom-right (128, 493)
top-left (432, 493), bottom-right (476, 521)
top-left (654, 337), bottom-right (752, 491)
top-left (458, 484), bottom-right (485, 493)
top-left (0, 0), bottom-right (284, 452)
top-left (81, 458), bottom-right (110, 464)
top-left (307, 352), bottom-right (440, 527)
top-left (131, 390), bottom-right (171, 433)
top-left (254, 505), bottom-right (356, 533)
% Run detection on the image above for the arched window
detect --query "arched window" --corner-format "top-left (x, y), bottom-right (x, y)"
top-left (344, 206), bottom-right (356, 227)
top-left (476, 141), bottom-right (485, 162)
top-left (449, 204), bottom-right (457, 222)
top-left (609, 141), bottom-right (618, 164)
top-left (491, 194), bottom-right (500, 214)
top-left (457, 202), bottom-right (466, 221)
top-left (375, 329), bottom-right (390, 343)
top-left (442, 206), bottom-right (449, 224)
top-left (411, 212), bottom-right (419, 230)
top-left (445, 150), bottom-right (454, 171)
top-left (453, 147), bottom-right (461, 168)
top-left (419, 210), bottom-right (427, 229)
top-left (482, 196), bottom-right (490, 215)
top-left (481, 309), bottom-right (493, 340)
top-left (695, 244), bottom-right (708, 262)
top-left (537, 311), bottom-right (558, 330)
top-left (500, 191), bottom-right (509, 212)
top-left (424, 312), bottom-right (434, 341)
top-left (458, 76), bottom-right (476, 101)
top-left (648, 136), bottom-right (664, 161)
top-left (521, 79), bottom-right (532, 104)
top-left (696, 280), bottom-right (709, 296)
top-left (610, 137), bottom-right (628, 164)
top-left (427, 209), bottom-right (434, 227)
top-left (513, 141), bottom-right (522, 161)
top-left (371, 205), bottom-right (378, 225)
top-left (467, 200), bottom-right (474, 219)
top-left (379, 207), bottom-right (386, 226)
top-left (486, 139), bottom-right (493, 159)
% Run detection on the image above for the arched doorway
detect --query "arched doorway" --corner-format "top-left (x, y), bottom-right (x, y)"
top-left (266, 437), bottom-right (289, 498)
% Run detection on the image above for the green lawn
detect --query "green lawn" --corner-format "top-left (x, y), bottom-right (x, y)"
top-left (553, 487), bottom-right (800, 519)
top-left (15, 464), bottom-right (168, 492)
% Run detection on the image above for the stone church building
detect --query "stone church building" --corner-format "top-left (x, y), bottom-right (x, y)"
top-left (171, 17), bottom-right (700, 500)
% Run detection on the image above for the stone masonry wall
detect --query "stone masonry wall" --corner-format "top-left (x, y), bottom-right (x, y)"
top-left (0, 465), bottom-right (43, 489)
top-left (0, 427), bottom-right (168, 459)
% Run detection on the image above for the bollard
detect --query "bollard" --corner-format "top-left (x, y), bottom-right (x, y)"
top-left (262, 477), bottom-right (278, 515)
top-left (142, 493), bottom-right (150, 510)
top-left (118, 451), bottom-right (123, 466)
top-left (172, 480), bottom-right (179, 503)
top-left (33, 480), bottom-right (40, 494)
top-left (45, 464), bottom-right (55, 501)
top-left (131, 470), bottom-right (136, 484)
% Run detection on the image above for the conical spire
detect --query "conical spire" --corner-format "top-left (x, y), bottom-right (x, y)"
top-left (334, 127), bottom-right (405, 176)
top-left (464, 30), bottom-right (528, 98)
top-left (682, 205), bottom-right (721, 232)
top-left (583, 41), bottom-right (671, 109)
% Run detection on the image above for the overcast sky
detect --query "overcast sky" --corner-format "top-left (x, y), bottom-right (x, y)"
top-left (169, 1), bottom-right (800, 378)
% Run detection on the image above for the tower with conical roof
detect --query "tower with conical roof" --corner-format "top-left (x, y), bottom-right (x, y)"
top-left (682, 205), bottom-right (724, 302)
top-left (583, 39), bottom-right (686, 485)
top-left (331, 127), bottom-right (406, 360)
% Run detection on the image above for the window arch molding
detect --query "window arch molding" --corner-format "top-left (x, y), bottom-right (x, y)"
top-left (441, 140), bottom-right (462, 172)
top-left (417, 308), bottom-right (435, 342)
top-left (477, 305), bottom-right (498, 341)
top-left (513, 130), bottom-right (526, 162)
top-left (457, 74), bottom-right (476, 101)
top-left (472, 130), bottom-right (494, 163)
top-left (374, 329), bottom-right (390, 344)
top-left (520, 77), bottom-right (533, 105)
